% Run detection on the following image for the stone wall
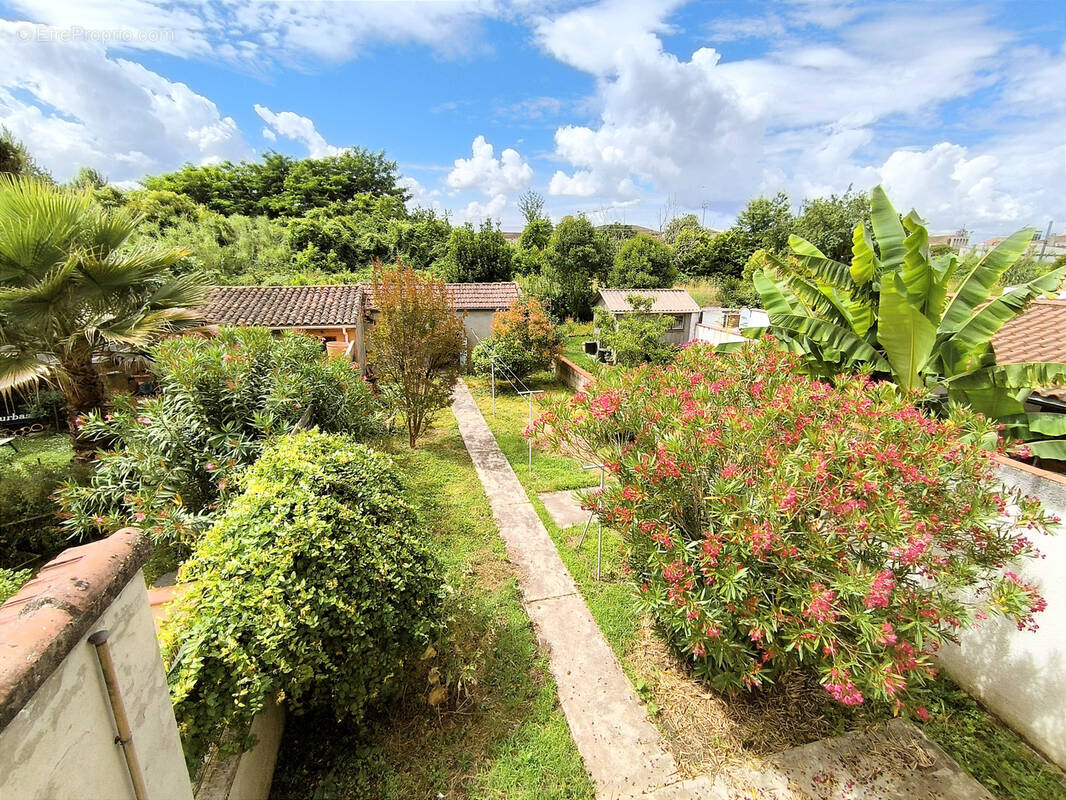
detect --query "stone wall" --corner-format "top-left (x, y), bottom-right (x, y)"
top-left (938, 455), bottom-right (1066, 768)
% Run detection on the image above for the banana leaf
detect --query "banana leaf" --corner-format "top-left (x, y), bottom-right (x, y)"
top-left (900, 211), bottom-right (933, 308)
top-left (752, 269), bottom-right (803, 319)
top-left (1024, 440), bottom-right (1066, 461)
top-left (850, 222), bottom-right (879, 286)
top-left (786, 235), bottom-right (858, 292)
top-left (869, 186), bottom-right (906, 274)
top-left (877, 273), bottom-right (936, 392)
top-left (941, 228), bottom-right (1035, 333)
top-left (767, 313), bottom-right (890, 371)
top-left (998, 413), bottom-right (1066, 438)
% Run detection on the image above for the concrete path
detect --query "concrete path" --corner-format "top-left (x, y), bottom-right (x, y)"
top-left (540, 489), bottom-right (595, 529)
top-left (452, 381), bottom-right (682, 799)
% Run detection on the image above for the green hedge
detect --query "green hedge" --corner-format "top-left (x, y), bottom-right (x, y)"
top-left (162, 430), bottom-right (443, 761)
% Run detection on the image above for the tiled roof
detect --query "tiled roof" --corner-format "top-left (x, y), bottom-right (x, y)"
top-left (993, 298), bottom-right (1066, 401)
top-left (203, 285), bottom-right (365, 327)
top-left (364, 281), bottom-right (521, 312)
top-left (202, 282), bottom-right (521, 327)
top-left (596, 288), bottom-right (701, 314)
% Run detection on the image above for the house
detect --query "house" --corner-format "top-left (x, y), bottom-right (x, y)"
top-left (201, 282), bottom-right (521, 370)
top-left (928, 230), bottom-right (970, 250)
top-left (594, 288), bottom-right (701, 345)
top-left (992, 297), bottom-right (1066, 410)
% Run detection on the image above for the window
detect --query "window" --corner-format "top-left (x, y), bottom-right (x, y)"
top-left (670, 315), bottom-right (685, 331)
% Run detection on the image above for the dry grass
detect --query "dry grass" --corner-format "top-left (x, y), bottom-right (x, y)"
top-left (625, 619), bottom-right (860, 778)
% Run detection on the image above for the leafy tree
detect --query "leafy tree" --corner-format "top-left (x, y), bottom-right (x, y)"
top-left (285, 203), bottom-right (397, 273)
top-left (0, 128), bottom-right (51, 181)
top-left (512, 245), bottom-right (549, 277)
top-left (543, 215), bottom-right (613, 319)
top-left (608, 234), bottom-right (676, 288)
top-left (144, 149), bottom-right (407, 218)
top-left (162, 430), bottom-right (442, 761)
top-left (124, 189), bottom-right (201, 228)
top-left (0, 177), bottom-right (207, 439)
top-left (702, 227), bottom-right (753, 279)
top-left (66, 167), bottom-right (107, 191)
top-left (735, 192), bottom-right (794, 254)
top-left (672, 226), bottom-right (716, 277)
top-left (518, 190), bottom-right (546, 224)
top-left (386, 209), bottom-right (452, 271)
top-left (594, 294), bottom-right (675, 366)
top-left (518, 218), bottom-right (553, 251)
top-left (443, 220), bottom-right (513, 282)
top-left (662, 213), bottom-right (702, 246)
top-left (745, 186), bottom-right (1066, 456)
top-left (60, 328), bottom-right (379, 545)
top-left (369, 264), bottom-right (465, 446)
top-left (472, 295), bottom-right (562, 380)
top-left (793, 187), bottom-right (870, 264)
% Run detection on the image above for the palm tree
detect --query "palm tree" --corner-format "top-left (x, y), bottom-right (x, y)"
top-left (0, 176), bottom-right (207, 445)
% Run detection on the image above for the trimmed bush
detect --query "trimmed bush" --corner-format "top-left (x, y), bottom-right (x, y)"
top-left (162, 430), bottom-right (442, 760)
top-left (531, 340), bottom-right (1055, 717)
top-left (60, 327), bottom-right (379, 545)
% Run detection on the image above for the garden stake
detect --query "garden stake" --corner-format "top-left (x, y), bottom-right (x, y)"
top-left (578, 463), bottom-right (606, 580)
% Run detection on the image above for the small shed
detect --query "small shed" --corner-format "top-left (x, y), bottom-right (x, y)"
top-left (594, 288), bottom-right (701, 345)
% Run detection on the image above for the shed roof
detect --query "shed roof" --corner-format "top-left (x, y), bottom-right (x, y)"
top-left (993, 297), bottom-right (1066, 401)
top-left (596, 288), bottom-right (701, 314)
top-left (364, 281), bottom-right (520, 312)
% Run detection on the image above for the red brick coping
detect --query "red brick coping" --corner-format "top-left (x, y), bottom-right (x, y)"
top-left (0, 528), bottom-right (150, 730)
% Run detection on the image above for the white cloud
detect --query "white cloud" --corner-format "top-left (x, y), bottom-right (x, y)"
top-left (534, 1), bottom-right (1064, 236)
top-left (254, 105), bottom-right (338, 157)
top-left (7, 0), bottom-right (502, 65)
top-left (0, 20), bottom-right (248, 182)
top-left (447, 135), bottom-right (533, 196)
top-left (261, 127), bottom-right (276, 142)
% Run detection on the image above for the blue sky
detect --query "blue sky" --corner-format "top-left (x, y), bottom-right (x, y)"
top-left (0, 0), bottom-right (1063, 238)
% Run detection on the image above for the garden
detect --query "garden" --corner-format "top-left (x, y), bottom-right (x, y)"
top-left (464, 344), bottom-right (1066, 799)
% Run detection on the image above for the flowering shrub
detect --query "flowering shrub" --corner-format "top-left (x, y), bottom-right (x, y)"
top-left (162, 431), bottom-right (442, 761)
top-left (530, 340), bottom-right (1055, 716)
top-left (60, 327), bottom-right (379, 545)
top-left (472, 294), bottom-right (563, 381)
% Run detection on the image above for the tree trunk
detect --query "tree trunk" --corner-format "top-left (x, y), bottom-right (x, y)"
top-left (61, 353), bottom-right (108, 459)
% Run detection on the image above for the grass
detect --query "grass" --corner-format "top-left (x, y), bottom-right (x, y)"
top-left (677, 277), bottom-right (723, 307)
top-left (560, 322), bottom-right (603, 375)
top-left (465, 376), bottom-right (1066, 800)
top-left (0, 433), bottom-right (72, 477)
top-left (268, 410), bottom-right (593, 800)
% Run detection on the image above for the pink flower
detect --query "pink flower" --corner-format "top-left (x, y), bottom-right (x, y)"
top-left (206, 462), bottom-right (217, 471)
top-left (137, 416), bottom-right (151, 425)
top-left (804, 583), bottom-right (838, 623)
top-left (865, 570), bottom-right (896, 609)
top-left (134, 512), bottom-right (146, 522)
top-left (915, 706), bottom-right (930, 722)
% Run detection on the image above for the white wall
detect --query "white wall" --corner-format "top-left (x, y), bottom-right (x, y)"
top-left (938, 458), bottom-right (1066, 768)
top-left (0, 573), bottom-right (193, 800)
top-left (694, 323), bottom-right (745, 346)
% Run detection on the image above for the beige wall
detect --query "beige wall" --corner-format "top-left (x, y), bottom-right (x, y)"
top-left (938, 458), bottom-right (1066, 768)
top-left (0, 573), bottom-right (193, 800)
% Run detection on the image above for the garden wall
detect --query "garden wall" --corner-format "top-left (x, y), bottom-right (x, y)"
top-left (555, 356), bottom-right (595, 393)
top-left (0, 529), bottom-right (193, 799)
top-left (938, 455), bottom-right (1066, 768)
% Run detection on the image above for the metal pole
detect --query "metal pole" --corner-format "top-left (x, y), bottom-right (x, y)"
top-left (528, 396), bottom-right (533, 474)
top-left (491, 360), bottom-right (496, 417)
top-left (596, 466), bottom-right (605, 580)
top-left (89, 630), bottom-right (150, 800)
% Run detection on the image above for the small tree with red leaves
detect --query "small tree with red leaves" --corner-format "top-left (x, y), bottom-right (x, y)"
top-left (530, 339), bottom-right (1055, 717)
top-left (370, 263), bottom-right (464, 447)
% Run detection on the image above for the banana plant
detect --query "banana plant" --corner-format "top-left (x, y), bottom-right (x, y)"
top-left (741, 186), bottom-right (1066, 458)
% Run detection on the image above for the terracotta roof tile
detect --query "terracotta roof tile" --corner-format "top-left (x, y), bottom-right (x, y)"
top-left (0, 529), bottom-right (150, 729)
top-left (202, 285), bottom-right (365, 327)
top-left (993, 298), bottom-right (1066, 401)
top-left (202, 282), bottom-right (521, 327)
top-left (596, 288), bottom-right (701, 314)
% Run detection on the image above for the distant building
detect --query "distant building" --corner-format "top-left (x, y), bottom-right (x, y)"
top-left (501, 231), bottom-right (523, 243)
top-left (928, 230), bottom-right (970, 250)
top-left (201, 282), bottom-right (521, 370)
top-left (594, 288), bottom-right (700, 344)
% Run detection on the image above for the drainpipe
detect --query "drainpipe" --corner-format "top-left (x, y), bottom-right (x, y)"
top-left (89, 630), bottom-right (150, 800)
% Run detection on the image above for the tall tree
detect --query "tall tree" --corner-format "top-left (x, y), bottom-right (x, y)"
top-left (369, 263), bottom-right (465, 447)
top-left (793, 187), bottom-right (870, 264)
top-left (0, 177), bottom-right (208, 441)
top-left (444, 220), bottom-right (513, 282)
top-left (543, 215), bottom-right (614, 319)
top-left (661, 213), bottom-right (702, 246)
top-left (0, 128), bottom-right (51, 182)
top-left (517, 190), bottom-right (546, 224)
top-left (608, 234), bottom-right (676, 288)
top-left (735, 192), bottom-right (794, 254)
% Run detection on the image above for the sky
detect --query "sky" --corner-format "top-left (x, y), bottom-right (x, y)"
top-left (0, 0), bottom-right (1063, 239)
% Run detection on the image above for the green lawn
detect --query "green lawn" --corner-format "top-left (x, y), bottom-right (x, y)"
top-left (0, 433), bottom-right (72, 476)
top-left (560, 322), bottom-right (603, 376)
top-left (465, 377), bottom-right (1066, 800)
top-left (269, 410), bottom-right (594, 800)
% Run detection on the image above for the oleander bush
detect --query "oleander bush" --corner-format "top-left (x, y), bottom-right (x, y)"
top-left (530, 339), bottom-right (1055, 717)
top-left (60, 327), bottom-right (379, 546)
top-left (161, 431), bottom-right (443, 761)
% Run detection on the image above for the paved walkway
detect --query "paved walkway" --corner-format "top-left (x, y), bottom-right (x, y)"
top-left (452, 381), bottom-right (683, 800)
